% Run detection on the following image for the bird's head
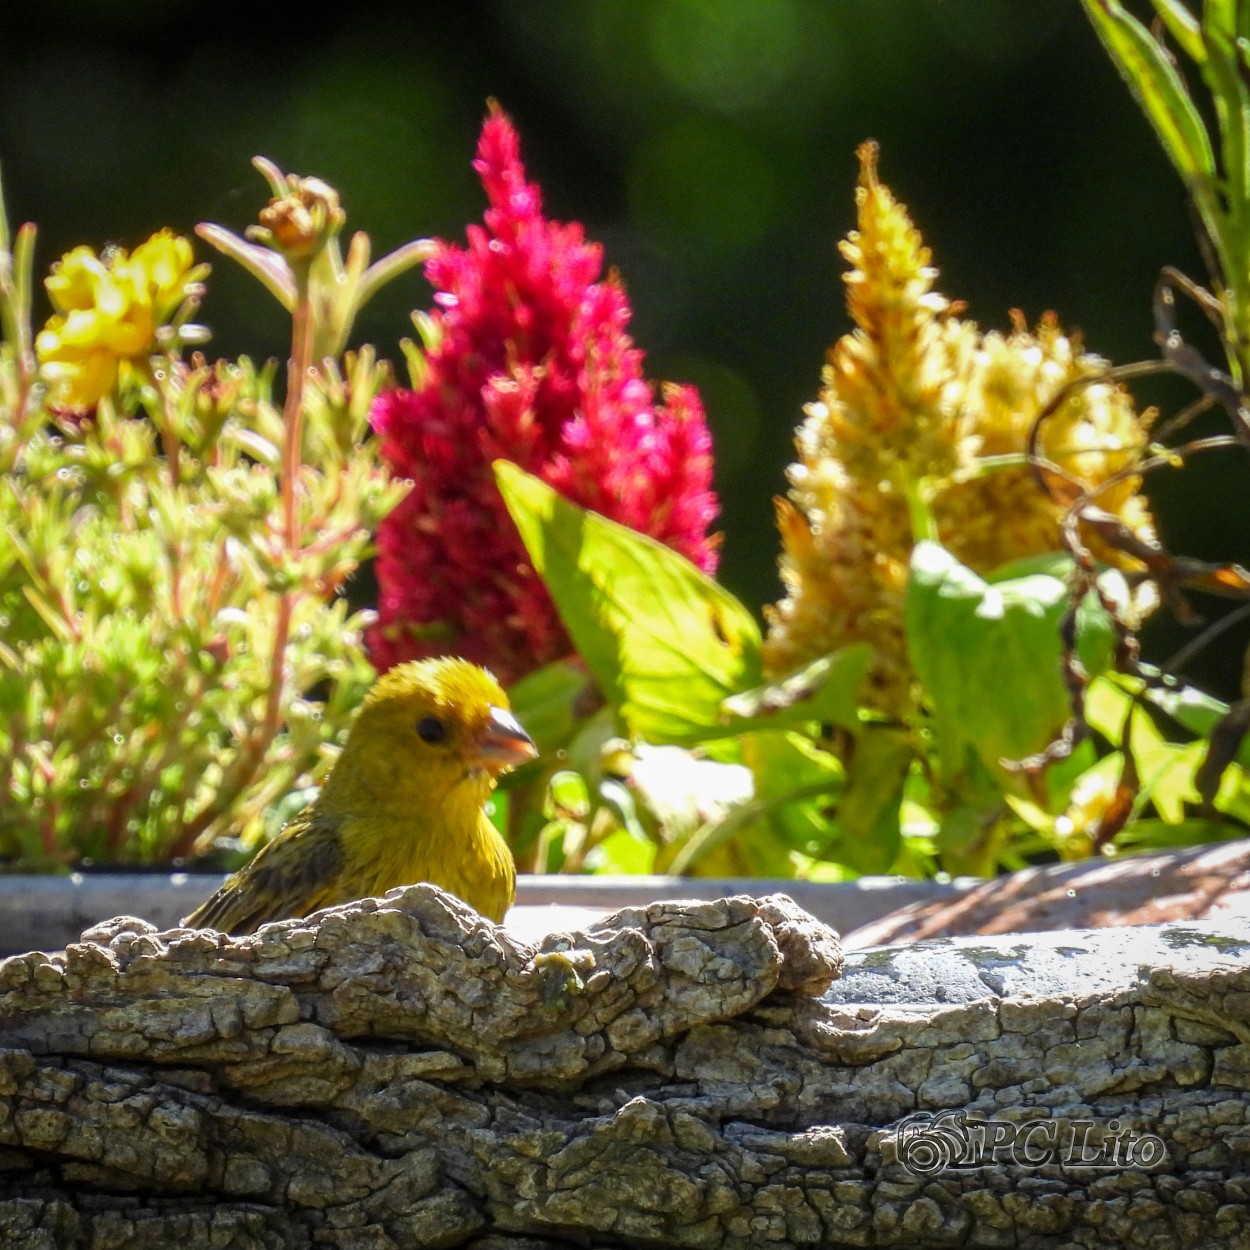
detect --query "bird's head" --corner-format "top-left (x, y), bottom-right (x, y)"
top-left (330, 657), bottom-right (537, 808)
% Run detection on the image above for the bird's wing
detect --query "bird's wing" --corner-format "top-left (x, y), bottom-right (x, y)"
top-left (182, 807), bottom-right (346, 936)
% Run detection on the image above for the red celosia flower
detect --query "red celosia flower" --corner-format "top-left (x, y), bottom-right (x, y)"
top-left (370, 105), bottom-right (720, 684)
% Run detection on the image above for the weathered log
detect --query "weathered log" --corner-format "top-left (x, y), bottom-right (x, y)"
top-left (0, 885), bottom-right (1248, 1249)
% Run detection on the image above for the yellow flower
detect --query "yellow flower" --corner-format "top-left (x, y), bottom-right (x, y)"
top-left (764, 143), bottom-right (980, 717)
top-left (942, 311), bottom-right (1157, 588)
top-left (35, 317), bottom-right (126, 407)
top-left (764, 144), bottom-right (1156, 717)
top-left (126, 229), bottom-right (197, 321)
top-left (44, 246), bottom-right (113, 313)
top-left (36, 231), bottom-right (199, 408)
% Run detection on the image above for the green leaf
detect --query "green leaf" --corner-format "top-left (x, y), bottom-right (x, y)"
top-left (1152, 0), bottom-right (1206, 62)
top-left (1084, 0), bottom-right (1229, 277)
top-left (1201, 13), bottom-right (1250, 211)
top-left (1082, 0), bottom-right (1217, 187)
top-left (494, 460), bottom-right (761, 743)
top-left (627, 742), bottom-right (753, 839)
top-left (506, 657), bottom-right (599, 756)
top-left (718, 644), bottom-right (869, 735)
top-left (596, 776), bottom-right (649, 844)
top-left (590, 824), bottom-right (657, 874)
top-left (666, 730), bottom-right (839, 875)
top-left (905, 542), bottom-right (1113, 779)
top-left (830, 727), bottom-right (911, 873)
top-left (1127, 667), bottom-right (1230, 735)
top-left (742, 729), bottom-right (845, 854)
top-left (1085, 677), bottom-right (1202, 823)
top-left (1112, 816), bottom-right (1243, 848)
top-left (1206, 0), bottom-right (1237, 41)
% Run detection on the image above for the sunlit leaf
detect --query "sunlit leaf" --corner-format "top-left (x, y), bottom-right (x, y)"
top-left (667, 730), bottom-right (841, 875)
top-left (905, 542), bottom-right (1114, 780)
top-left (625, 741), bottom-right (754, 847)
top-left (589, 825), bottom-right (656, 875)
top-left (1086, 677), bottom-right (1202, 823)
top-left (742, 729), bottom-right (845, 858)
top-left (1131, 666), bottom-right (1230, 735)
top-left (719, 644), bottom-right (869, 734)
top-left (495, 460), bottom-right (761, 743)
top-left (1195, 697), bottom-right (1250, 813)
top-left (1082, 1), bottom-right (1217, 185)
top-left (1153, 0), bottom-right (1205, 63)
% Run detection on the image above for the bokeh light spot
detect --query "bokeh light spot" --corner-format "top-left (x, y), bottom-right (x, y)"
top-left (629, 118), bottom-right (778, 254)
top-left (648, 0), bottom-right (802, 114)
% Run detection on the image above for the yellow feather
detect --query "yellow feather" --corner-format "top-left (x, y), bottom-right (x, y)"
top-left (185, 658), bottom-right (533, 934)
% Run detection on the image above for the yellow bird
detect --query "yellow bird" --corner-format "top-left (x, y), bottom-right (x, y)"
top-left (184, 657), bottom-right (536, 935)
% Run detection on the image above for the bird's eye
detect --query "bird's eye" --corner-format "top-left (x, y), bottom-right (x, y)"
top-left (416, 715), bottom-right (446, 744)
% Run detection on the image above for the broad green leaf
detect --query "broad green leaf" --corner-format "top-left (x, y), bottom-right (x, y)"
top-left (719, 644), bottom-right (870, 735)
top-left (983, 551), bottom-right (1080, 583)
top-left (905, 542), bottom-right (1114, 779)
top-left (494, 460), bottom-right (761, 743)
top-left (624, 742), bottom-right (754, 846)
top-left (1108, 670), bottom-right (1250, 778)
top-left (1127, 666), bottom-right (1230, 735)
top-left (742, 729), bottom-right (845, 858)
top-left (590, 825), bottom-right (656, 874)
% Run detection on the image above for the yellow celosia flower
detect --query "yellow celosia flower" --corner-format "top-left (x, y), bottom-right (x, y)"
top-left (945, 310), bottom-right (1156, 581)
top-left (764, 143), bottom-right (1156, 717)
top-left (36, 230), bottom-right (199, 407)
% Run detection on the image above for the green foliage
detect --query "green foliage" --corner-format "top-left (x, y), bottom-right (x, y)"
top-left (0, 166), bottom-right (411, 869)
top-left (4, 60), bottom-right (1246, 888)
top-left (1082, 0), bottom-right (1250, 384)
top-left (905, 542), bottom-right (1118, 785)
top-left (498, 462), bottom-right (1250, 881)
top-left (495, 460), bottom-right (761, 744)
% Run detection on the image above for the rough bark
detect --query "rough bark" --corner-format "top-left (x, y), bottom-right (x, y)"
top-left (0, 885), bottom-right (1248, 1249)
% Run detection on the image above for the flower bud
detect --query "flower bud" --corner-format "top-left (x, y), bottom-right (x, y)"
top-left (253, 176), bottom-right (345, 261)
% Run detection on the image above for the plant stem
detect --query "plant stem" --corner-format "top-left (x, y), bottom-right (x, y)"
top-left (904, 476), bottom-right (939, 544)
top-left (263, 265), bottom-right (315, 767)
top-left (282, 277), bottom-right (313, 550)
top-left (174, 274), bottom-right (314, 862)
top-left (154, 365), bottom-right (185, 620)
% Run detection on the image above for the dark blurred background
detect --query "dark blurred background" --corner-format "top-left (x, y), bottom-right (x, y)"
top-left (3, 0), bottom-right (1247, 700)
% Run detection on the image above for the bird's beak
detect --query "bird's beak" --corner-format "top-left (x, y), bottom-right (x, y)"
top-left (472, 705), bottom-right (538, 775)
